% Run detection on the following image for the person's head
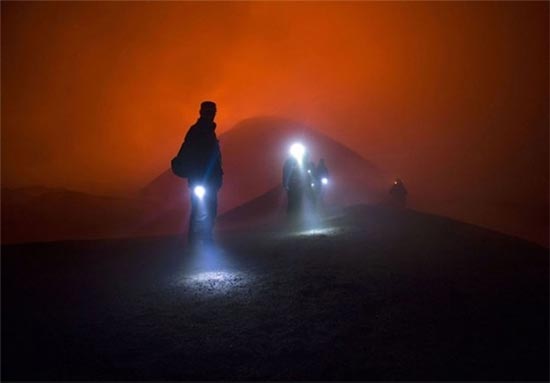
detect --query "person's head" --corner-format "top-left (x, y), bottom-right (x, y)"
top-left (199, 101), bottom-right (217, 121)
top-left (319, 158), bottom-right (325, 165)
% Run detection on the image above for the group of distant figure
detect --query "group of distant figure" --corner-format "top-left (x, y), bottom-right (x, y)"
top-left (282, 145), bottom-right (330, 221)
top-left (172, 101), bottom-right (408, 246)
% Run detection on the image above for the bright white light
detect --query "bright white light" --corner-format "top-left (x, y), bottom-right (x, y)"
top-left (307, 169), bottom-right (311, 174)
top-left (321, 177), bottom-right (328, 185)
top-left (311, 183), bottom-right (315, 187)
top-left (289, 142), bottom-right (305, 161)
top-left (191, 271), bottom-right (231, 282)
top-left (178, 271), bottom-right (253, 295)
top-left (295, 227), bottom-right (339, 236)
top-left (194, 185), bottom-right (206, 199)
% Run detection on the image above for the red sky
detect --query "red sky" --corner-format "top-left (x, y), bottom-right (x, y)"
top-left (2, 1), bottom-right (548, 211)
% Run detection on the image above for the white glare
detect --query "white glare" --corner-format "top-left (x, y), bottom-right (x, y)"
top-left (194, 185), bottom-right (206, 199)
top-left (289, 142), bottom-right (305, 161)
top-left (321, 177), bottom-right (328, 185)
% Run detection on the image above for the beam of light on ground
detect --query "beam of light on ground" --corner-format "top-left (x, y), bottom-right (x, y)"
top-left (293, 227), bottom-right (341, 236)
top-left (171, 242), bottom-right (253, 295)
top-left (177, 270), bottom-right (253, 295)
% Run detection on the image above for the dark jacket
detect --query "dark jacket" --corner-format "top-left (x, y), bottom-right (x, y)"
top-left (178, 118), bottom-right (223, 189)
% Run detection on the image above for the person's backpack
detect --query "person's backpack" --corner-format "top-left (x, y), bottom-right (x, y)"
top-left (171, 142), bottom-right (191, 178)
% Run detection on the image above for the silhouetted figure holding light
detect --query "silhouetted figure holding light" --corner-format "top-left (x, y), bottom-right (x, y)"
top-left (315, 158), bottom-right (329, 210)
top-left (304, 152), bottom-right (318, 209)
top-left (389, 177), bottom-right (408, 209)
top-left (283, 143), bottom-right (314, 221)
top-left (171, 101), bottom-right (223, 246)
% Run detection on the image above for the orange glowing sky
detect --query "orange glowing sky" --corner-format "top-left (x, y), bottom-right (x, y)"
top-left (2, 1), bottom-right (548, 206)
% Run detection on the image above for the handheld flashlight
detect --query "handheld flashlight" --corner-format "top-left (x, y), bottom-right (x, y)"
top-left (193, 185), bottom-right (206, 199)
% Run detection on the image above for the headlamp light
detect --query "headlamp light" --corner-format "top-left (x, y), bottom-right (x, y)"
top-left (289, 142), bottom-right (305, 162)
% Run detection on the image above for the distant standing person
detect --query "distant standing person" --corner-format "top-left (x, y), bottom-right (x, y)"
top-left (315, 158), bottom-right (329, 210)
top-left (304, 152), bottom-right (318, 210)
top-left (389, 177), bottom-right (407, 209)
top-left (282, 143), bottom-right (311, 220)
top-left (171, 101), bottom-right (223, 246)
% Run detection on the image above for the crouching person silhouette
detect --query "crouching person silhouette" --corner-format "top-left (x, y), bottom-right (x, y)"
top-left (171, 101), bottom-right (223, 246)
top-left (389, 177), bottom-right (407, 209)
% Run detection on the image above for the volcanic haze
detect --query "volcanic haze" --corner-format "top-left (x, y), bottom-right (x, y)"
top-left (2, 2), bottom-right (548, 244)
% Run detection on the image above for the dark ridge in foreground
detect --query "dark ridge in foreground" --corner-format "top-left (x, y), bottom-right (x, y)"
top-left (2, 205), bottom-right (548, 380)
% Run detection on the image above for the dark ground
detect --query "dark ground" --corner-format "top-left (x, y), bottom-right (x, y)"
top-left (2, 205), bottom-right (548, 380)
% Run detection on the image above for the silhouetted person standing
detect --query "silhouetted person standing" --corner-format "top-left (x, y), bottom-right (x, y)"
top-left (174, 101), bottom-right (223, 245)
top-left (304, 152), bottom-right (317, 210)
top-left (316, 158), bottom-right (328, 181)
top-left (282, 143), bottom-right (313, 221)
top-left (315, 158), bottom-right (329, 210)
top-left (389, 177), bottom-right (408, 209)
top-left (283, 155), bottom-right (304, 218)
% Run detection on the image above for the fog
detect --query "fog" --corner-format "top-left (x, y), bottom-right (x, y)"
top-left (2, 2), bottom-right (548, 242)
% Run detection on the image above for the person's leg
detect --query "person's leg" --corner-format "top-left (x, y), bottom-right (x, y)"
top-left (318, 188), bottom-right (325, 215)
top-left (195, 196), bottom-right (209, 241)
top-left (308, 186), bottom-right (318, 215)
top-left (204, 190), bottom-right (218, 241)
top-left (189, 183), bottom-right (209, 244)
top-left (296, 186), bottom-right (305, 216)
top-left (188, 192), bottom-right (198, 244)
top-left (288, 188), bottom-right (300, 216)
